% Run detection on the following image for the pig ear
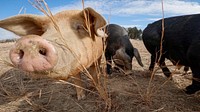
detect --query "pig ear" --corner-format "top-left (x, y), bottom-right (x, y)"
top-left (81, 7), bottom-right (107, 39)
top-left (133, 48), bottom-right (144, 67)
top-left (0, 15), bottom-right (47, 36)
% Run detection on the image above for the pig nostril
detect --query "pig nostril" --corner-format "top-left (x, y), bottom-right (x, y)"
top-left (39, 48), bottom-right (47, 56)
top-left (19, 50), bottom-right (24, 59)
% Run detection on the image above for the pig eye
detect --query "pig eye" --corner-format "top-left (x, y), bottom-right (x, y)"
top-left (76, 24), bottom-right (87, 31)
top-left (77, 24), bottom-right (84, 30)
top-left (75, 23), bottom-right (88, 35)
top-left (39, 48), bottom-right (47, 56)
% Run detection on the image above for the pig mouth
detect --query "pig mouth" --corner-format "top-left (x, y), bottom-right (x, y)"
top-left (9, 36), bottom-right (58, 72)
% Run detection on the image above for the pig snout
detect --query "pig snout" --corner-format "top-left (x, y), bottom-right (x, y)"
top-left (9, 35), bottom-right (58, 72)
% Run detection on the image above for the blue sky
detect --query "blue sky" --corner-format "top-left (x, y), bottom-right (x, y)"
top-left (1, 0), bottom-right (200, 40)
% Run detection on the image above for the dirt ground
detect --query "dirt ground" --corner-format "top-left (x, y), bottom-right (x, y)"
top-left (0, 40), bottom-right (199, 112)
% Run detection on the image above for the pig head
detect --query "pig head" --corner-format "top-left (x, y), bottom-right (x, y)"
top-left (113, 47), bottom-right (143, 72)
top-left (0, 7), bottom-right (107, 100)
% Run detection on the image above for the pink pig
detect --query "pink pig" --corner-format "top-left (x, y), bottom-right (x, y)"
top-left (0, 7), bottom-right (107, 100)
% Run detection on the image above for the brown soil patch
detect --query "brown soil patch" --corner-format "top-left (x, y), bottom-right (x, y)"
top-left (0, 40), bottom-right (199, 112)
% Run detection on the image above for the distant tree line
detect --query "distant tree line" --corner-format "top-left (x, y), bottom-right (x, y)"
top-left (0, 38), bottom-right (17, 43)
top-left (127, 27), bottom-right (142, 40)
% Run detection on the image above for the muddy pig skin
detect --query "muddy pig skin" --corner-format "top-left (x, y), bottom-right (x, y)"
top-left (0, 7), bottom-right (107, 100)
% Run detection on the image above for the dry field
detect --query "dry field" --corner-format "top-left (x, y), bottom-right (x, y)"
top-left (0, 40), bottom-right (199, 112)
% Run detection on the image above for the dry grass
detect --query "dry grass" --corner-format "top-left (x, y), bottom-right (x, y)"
top-left (136, 0), bottom-right (167, 105)
top-left (0, 0), bottom-right (200, 112)
top-left (0, 40), bottom-right (200, 112)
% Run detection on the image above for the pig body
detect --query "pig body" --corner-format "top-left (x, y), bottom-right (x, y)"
top-left (0, 8), bottom-right (106, 100)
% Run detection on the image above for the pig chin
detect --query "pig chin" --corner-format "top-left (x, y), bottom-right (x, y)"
top-left (9, 36), bottom-right (58, 72)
